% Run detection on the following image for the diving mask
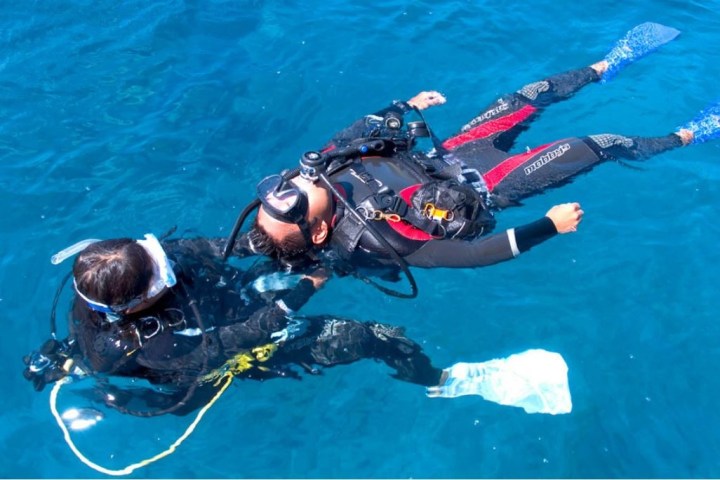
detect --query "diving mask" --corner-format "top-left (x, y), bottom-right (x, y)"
top-left (54, 233), bottom-right (177, 317)
top-left (136, 233), bottom-right (177, 301)
top-left (256, 174), bottom-right (313, 246)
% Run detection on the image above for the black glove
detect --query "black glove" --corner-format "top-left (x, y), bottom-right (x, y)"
top-left (22, 339), bottom-right (74, 392)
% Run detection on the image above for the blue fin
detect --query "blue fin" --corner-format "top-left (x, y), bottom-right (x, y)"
top-left (678, 101), bottom-right (720, 144)
top-left (602, 22), bottom-right (681, 82)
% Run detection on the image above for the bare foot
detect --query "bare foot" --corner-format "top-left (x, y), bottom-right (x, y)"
top-left (590, 60), bottom-right (609, 76)
top-left (676, 129), bottom-right (694, 145)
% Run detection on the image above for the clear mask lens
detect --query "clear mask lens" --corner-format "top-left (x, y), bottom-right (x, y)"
top-left (256, 175), bottom-right (307, 222)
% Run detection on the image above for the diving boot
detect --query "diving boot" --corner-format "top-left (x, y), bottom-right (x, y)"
top-left (602, 22), bottom-right (681, 82)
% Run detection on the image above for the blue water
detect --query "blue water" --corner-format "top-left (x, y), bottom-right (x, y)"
top-left (2, 1), bottom-right (720, 478)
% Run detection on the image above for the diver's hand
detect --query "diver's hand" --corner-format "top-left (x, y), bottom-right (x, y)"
top-left (407, 91), bottom-right (446, 110)
top-left (22, 339), bottom-right (73, 391)
top-left (545, 202), bottom-right (584, 234)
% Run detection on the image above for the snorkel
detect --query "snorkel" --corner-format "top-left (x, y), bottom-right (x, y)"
top-left (41, 234), bottom-right (216, 417)
top-left (34, 234), bottom-right (233, 474)
top-left (62, 234), bottom-right (177, 321)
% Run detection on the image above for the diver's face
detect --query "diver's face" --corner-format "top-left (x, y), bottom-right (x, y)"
top-left (256, 176), bottom-right (333, 247)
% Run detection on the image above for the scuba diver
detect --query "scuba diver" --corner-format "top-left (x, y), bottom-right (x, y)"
top-left (23, 233), bottom-right (530, 417)
top-left (23, 234), bottom-right (575, 475)
top-left (233, 23), bottom-right (720, 297)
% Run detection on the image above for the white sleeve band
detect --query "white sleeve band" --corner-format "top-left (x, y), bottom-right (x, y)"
top-left (276, 299), bottom-right (292, 313)
top-left (507, 228), bottom-right (520, 257)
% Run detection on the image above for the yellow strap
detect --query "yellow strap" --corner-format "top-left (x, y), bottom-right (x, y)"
top-left (251, 343), bottom-right (277, 362)
top-left (199, 342), bottom-right (278, 385)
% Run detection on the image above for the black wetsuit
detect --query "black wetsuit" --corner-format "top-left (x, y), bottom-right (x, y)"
top-left (321, 67), bottom-right (682, 269)
top-left (63, 238), bottom-right (441, 415)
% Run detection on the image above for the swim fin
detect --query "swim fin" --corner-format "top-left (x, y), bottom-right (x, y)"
top-left (426, 349), bottom-right (572, 415)
top-left (678, 100), bottom-right (720, 144)
top-left (602, 22), bottom-right (681, 82)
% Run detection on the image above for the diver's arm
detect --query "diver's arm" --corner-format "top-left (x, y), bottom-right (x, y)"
top-left (323, 91), bottom-right (445, 148)
top-left (216, 304), bottom-right (289, 352)
top-left (217, 271), bottom-right (326, 351)
top-left (403, 217), bottom-right (559, 268)
top-left (22, 336), bottom-right (84, 391)
top-left (69, 302), bottom-right (143, 375)
top-left (273, 274), bottom-right (324, 312)
top-left (163, 237), bottom-right (255, 260)
top-left (243, 260), bottom-right (328, 312)
top-left (322, 98), bottom-right (428, 149)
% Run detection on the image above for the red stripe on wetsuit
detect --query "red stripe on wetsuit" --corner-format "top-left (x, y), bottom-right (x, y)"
top-left (385, 142), bottom-right (557, 240)
top-left (483, 141), bottom-right (558, 191)
top-left (441, 104), bottom-right (537, 151)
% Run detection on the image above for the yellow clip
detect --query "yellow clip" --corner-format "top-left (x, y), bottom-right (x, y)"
top-left (423, 203), bottom-right (454, 221)
top-left (199, 343), bottom-right (279, 385)
top-left (252, 343), bottom-right (278, 362)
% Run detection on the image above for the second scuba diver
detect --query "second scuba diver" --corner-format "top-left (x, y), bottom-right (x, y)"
top-left (238, 23), bottom-right (719, 297)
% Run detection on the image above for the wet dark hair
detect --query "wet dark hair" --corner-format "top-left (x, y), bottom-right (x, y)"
top-left (73, 238), bottom-right (154, 307)
top-left (249, 217), bottom-right (311, 259)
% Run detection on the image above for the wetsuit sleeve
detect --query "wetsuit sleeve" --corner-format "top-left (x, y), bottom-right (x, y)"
top-left (217, 304), bottom-right (288, 353)
top-left (323, 100), bottom-right (413, 149)
top-left (69, 301), bottom-right (142, 376)
top-left (163, 237), bottom-right (255, 260)
top-left (131, 305), bottom-right (288, 381)
top-left (243, 260), bottom-right (326, 313)
top-left (272, 277), bottom-right (317, 313)
top-left (403, 217), bottom-right (557, 268)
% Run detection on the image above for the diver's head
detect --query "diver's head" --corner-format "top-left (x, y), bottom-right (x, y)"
top-left (72, 234), bottom-right (176, 317)
top-left (251, 174), bottom-right (333, 258)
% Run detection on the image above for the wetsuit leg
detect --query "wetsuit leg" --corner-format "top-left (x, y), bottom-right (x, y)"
top-left (442, 67), bottom-right (600, 154)
top-left (485, 133), bottom-right (683, 203)
top-left (278, 316), bottom-right (443, 386)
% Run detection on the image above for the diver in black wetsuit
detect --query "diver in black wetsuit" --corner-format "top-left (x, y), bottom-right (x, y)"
top-left (22, 234), bottom-right (446, 415)
top-left (245, 51), bottom-right (711, 276)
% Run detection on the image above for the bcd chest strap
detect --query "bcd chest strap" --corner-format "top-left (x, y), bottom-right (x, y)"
top-left (341, 161), bottom-right (489, 240)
